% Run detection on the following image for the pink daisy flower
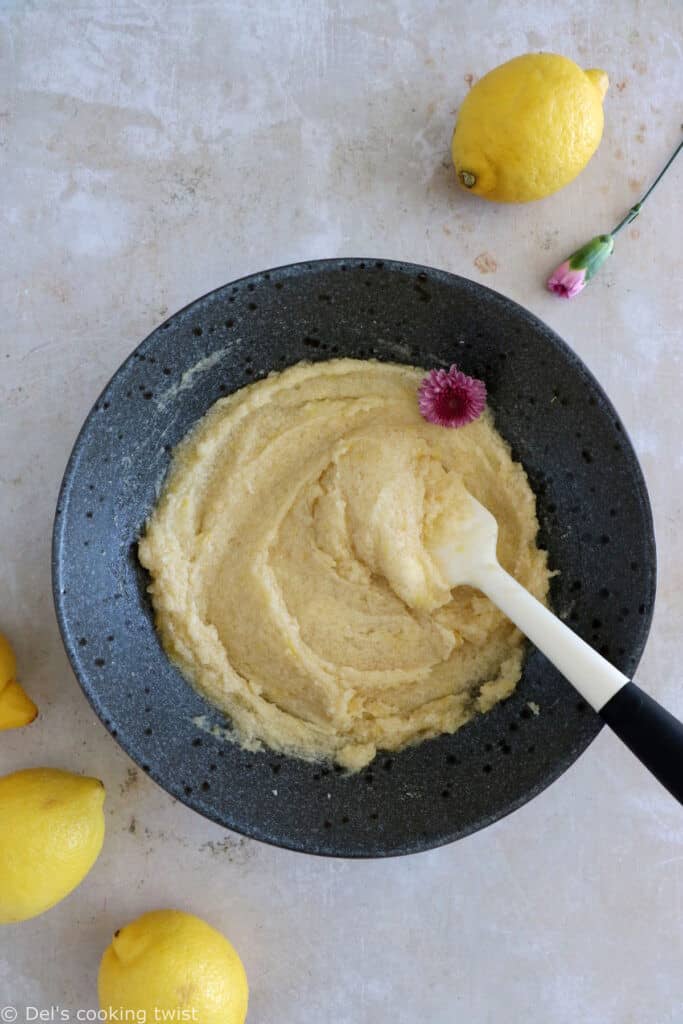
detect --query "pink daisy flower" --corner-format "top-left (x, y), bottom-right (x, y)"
top-left (418, 365), bottom-right (487, 428)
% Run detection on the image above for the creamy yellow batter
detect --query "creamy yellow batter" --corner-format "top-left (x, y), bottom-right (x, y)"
top-left (139, 359), bottom-right (549, 770)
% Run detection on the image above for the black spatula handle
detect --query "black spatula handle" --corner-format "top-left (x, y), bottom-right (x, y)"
top-left (600, 682), bottom-right (683, 804)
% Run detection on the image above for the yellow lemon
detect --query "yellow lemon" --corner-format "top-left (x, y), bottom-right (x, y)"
top-left (0, 631), bottom-right (17, 684)
top-left (0, 631), bottom-right (38, 730)
top-left (0, 767), bottom-right (105, 923)
top-left (0, 679), bottom-right (38, 729)
top-left (99, 910), bottom-right (249, 1024)
top-left (452, 53), bottom-right (608, 202)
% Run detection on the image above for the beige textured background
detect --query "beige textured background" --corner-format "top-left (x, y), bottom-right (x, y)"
top-left (1, 1), bottom-right (682, 1021)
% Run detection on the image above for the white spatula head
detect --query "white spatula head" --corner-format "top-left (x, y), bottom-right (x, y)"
top-left (428, 490), bottom-right (500, 589)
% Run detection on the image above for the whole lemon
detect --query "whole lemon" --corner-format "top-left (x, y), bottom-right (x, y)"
top-left (99, 910), bottom-right (249, 1024)
top-left (452, 53), bottom-right (608, 202)
top-left (0, 767), bottom-right (105, 923)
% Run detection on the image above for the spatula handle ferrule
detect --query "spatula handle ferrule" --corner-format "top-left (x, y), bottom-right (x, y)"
top-left (600, 682), bottom-right (683, 804)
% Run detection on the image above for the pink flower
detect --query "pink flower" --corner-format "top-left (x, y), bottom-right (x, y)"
top-left (546, 235), bottom-right (614, 299)
top-left (546, 260), bottom-right (587, 299)
top-left (545, 139), bottom-right (682, 300)
top-left (418, 365), bottom-right (487, 428)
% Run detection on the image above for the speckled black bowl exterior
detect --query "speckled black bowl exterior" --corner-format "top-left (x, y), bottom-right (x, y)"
top-left (53, 259), bottom-right (656, 857)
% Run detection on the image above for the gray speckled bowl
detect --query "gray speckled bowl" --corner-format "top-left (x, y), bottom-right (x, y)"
top-left (52, 259), bottom-right (655, 857)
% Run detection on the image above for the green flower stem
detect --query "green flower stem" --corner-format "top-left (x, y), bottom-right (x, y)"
top-left (611, 135), bottom-right (683, 237)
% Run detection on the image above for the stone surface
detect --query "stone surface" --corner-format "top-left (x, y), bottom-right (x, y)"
top-left (1, 1), bottom-right (682, 1021)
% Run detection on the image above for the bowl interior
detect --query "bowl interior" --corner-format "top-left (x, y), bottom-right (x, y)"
top-left (53, 259), bottom-right (656, 857)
